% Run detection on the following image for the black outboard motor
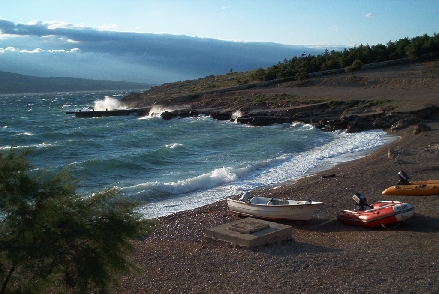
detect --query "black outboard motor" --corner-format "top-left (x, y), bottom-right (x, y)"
top-left (352, 192), bottom-right (372, 210)
top-left (397, 170), bottom-right (410, 185)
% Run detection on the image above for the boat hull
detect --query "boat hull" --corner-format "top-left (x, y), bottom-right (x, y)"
top-left (382, 184), bottom-right (439, 196)
top-left (409, 180), bottom-right (439, 185)
top-left (227, 197), bottom-right (323, 221)
top-left (337, 201), bottom-right (414, 228)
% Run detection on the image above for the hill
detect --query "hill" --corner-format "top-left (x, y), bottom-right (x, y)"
top-left (121, 33), bottom-right (439, 113)
top-left (122, 60), bottom-right (439, 112)
top-left (121, 59), bottom-right (439, 132)
top-left (0, 71), bottom-right (153, 94)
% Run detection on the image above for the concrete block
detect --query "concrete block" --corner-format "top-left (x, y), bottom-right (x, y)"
top-left (205, 217), bottom-right (292, 248)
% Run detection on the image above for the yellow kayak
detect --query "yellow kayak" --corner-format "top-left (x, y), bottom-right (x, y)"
top-left (382, 183), bottom-right (439, 196)
top-left (408, 180), bottom-right (439, 185)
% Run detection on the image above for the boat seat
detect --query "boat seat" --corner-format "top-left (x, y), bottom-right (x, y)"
top-left (250, 198), bottom-right (272, 205)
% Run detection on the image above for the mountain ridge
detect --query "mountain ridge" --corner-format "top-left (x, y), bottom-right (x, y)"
top-left (0, 71), bottom-right (153, 94)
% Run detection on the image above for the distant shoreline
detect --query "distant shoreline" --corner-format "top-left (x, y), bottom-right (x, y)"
top-left (0, 71), bottom-right (153, 94)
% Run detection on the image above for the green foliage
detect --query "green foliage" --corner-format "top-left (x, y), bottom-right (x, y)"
top-left (364, 99), bottom-right (388, 107)
top-left (249, 33), bottom-right (439, 82)
top-left (0, 149), bottom-right (155, 293)
top-left (345, 60), bottom-right (364, 76)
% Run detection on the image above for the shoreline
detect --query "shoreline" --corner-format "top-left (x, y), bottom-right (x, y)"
top-left (141, 128), bottom-right (394, 220)
top-left (117, 122), bottom-right (439, 293)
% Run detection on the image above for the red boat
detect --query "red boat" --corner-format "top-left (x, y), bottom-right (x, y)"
top-left (337, 193), bottom-right (414, 228)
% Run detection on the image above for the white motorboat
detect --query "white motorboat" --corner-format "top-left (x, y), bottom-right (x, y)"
top-left (227, 192), bottom-right (323, 221)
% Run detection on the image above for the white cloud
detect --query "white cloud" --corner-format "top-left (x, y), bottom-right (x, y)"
top-left (47, 48), bottom-right (79, 53)
top-left (1, 46), bottom-right (80, 55)
top-left (365, 13), bottom-right (375, 17)
top-left (27, 20), bottom-right (82, 29)
top-left (21, 48), bottom-right (43, 53)
top-left (97, 24), bottom-right (119, 31)
top-left (0, 46), bottom-right (18, 53)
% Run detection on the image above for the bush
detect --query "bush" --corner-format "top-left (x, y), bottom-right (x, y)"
top-left (0, 148), bottom-right (155, 293)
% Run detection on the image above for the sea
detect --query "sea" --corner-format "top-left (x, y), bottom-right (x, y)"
top-left (0, 90), bottom-right (395, 219)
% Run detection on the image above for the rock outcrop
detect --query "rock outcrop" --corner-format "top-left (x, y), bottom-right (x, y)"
top-left (153, 104), bottom-right (438, 133)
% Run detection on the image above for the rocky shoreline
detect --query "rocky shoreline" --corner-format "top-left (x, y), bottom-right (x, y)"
top-left (122, 61), bottom-right (439, 133)
top-left (115, 62), bottom-right (439, 293)
top-left (158, 102), bottom-right (437, 133)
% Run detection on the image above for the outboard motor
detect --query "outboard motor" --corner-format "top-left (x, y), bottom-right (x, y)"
top-left (397, 170), bottom-right (410, 185)
top-left (352, 192), bottom-right (372, 210)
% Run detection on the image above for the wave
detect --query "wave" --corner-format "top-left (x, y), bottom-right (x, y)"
top-left (93, 96), bottom-right (126, 111)
top-left (250, 129), bottom-right (394, 186)
top-left (130, 130), bottom-right (393, 199)
top-left (135, 129), bottom-right (395, 218)
top-left (124, 166), bottom-right (239, 199)
top-left (165, 143), bottom-right (183, 149)
top-left (0, 142), bottom-right (52, 150)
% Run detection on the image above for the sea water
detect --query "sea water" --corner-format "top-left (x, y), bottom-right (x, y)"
top-left (0, 90), bottom-right (395, 219)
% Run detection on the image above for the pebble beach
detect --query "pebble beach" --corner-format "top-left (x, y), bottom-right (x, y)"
top-left (116, 63), bottom-right (439, 293)
top-left (118, 113), bottom-right (439, 294)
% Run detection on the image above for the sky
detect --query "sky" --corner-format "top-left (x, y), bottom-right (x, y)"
top-left (1, 1), bottom-right (438, 84)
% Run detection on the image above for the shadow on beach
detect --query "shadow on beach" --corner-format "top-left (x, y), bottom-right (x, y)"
top-left (282, 212), bottom-right (439, 233)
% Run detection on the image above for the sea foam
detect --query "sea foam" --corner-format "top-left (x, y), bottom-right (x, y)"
top-left (138, 129), bottom-right (395, 219)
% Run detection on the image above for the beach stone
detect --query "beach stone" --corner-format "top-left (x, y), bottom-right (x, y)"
top-left (205, 217), bottom-right (292, 247)
top-left (413, 123), bottom-right (431, 134)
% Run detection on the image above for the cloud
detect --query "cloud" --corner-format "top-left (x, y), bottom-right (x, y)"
top-left (0, 46), bottom-right (17, 53)
top-left (365, 13), bottom-right (376, 17)
top-left (0, 19), bottom-right (334, 83)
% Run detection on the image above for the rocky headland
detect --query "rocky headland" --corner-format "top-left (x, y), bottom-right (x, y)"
top-left (121, 60), bottom-right (439, 132)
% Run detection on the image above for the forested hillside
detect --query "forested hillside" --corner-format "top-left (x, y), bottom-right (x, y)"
top-left (252, 33), bottom-right (439, 81)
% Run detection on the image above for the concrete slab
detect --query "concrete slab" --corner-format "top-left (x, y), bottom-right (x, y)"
top-left (205, 217), bottom-right (292, 248)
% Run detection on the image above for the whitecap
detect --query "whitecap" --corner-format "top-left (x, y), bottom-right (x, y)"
top-left (165, 143), bottom-right (183, 149)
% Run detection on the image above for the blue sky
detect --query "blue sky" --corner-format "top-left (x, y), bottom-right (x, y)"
top-left (1, 1), bottom-right (438, 83)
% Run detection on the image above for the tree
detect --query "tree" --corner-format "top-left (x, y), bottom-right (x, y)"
top-left (251, 68), bottom-right (267, 81)
top-left (345, 59), bottom-right (363, 76)
top-left (0, 148), bottom-right (155, 293)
